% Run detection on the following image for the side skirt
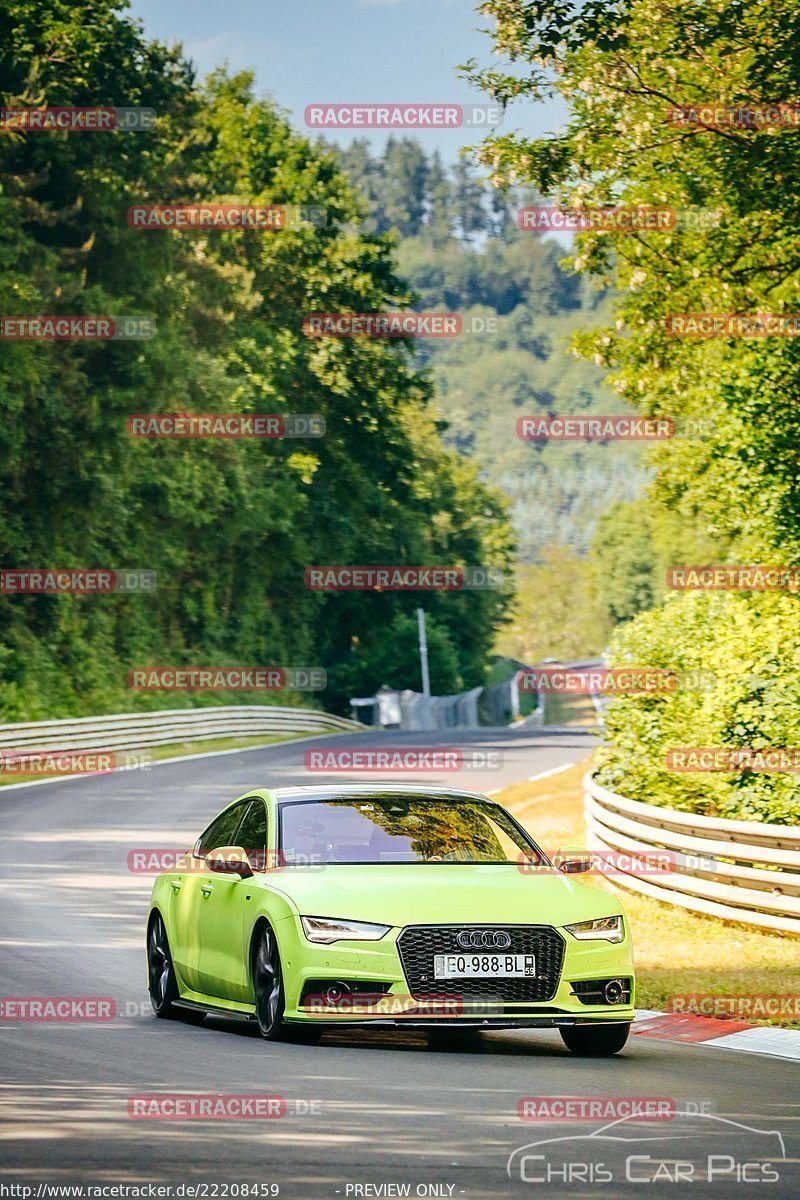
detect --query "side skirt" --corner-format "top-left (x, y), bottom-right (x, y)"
top-left (174, 995), bottom-right (257, 1021)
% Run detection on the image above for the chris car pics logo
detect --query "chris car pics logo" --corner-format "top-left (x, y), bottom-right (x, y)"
top-left (507, 1112), bottom-right (786, 1186)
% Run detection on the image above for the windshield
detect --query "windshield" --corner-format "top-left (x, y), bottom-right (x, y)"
top-left (278, 794), bottom-right (547, 865)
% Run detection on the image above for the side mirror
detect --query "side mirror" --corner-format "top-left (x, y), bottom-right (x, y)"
top-left (205, 846), bottom-right (255, 879)
top-left (556, 850), bottom-right (594, 874)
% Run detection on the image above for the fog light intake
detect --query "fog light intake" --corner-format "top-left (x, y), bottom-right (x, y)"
top-left (604, 979), bottom-right (625, 1005)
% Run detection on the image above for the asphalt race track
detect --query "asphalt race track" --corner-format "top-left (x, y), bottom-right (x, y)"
top-left (1, 726), bottom-right (798, 1198)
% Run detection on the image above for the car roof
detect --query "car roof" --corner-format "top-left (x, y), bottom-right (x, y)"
top-left (271, 783), bottom-right (497, 804)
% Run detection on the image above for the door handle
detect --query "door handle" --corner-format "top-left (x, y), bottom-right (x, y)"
top-left (201, 884), bottom-right (214, 896)
top-left (170, 880), bottom-right (182, 893)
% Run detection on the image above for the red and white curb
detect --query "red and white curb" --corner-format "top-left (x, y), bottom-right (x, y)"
top-left (633, 1009), bottom-right (800, 1061)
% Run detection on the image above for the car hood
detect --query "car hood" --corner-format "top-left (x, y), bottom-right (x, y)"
top-left (262, 863), bottom-right (620, 927)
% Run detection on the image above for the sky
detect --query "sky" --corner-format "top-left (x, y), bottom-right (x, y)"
top-left (127, 0), bottom-right (566, 162)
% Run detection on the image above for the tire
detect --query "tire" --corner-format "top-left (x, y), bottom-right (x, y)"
top-left (252, 924), bottom-right (290, 1040)
top-left (560, 1022), bottom-right (631, 1056)
top-left (147, 912), bottom-right (180, 1018)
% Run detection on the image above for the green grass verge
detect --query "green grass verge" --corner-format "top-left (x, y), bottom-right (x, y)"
top-left (499, 761), bottom-right (800, 1030)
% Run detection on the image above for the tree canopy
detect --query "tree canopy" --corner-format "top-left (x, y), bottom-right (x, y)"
top-left (469, 0), bottom-right (800, 820)
top-left (0, 0), bottom-right (513, 719)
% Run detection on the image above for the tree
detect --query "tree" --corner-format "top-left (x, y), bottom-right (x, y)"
top-left (450, 158), bottom-right (488, 242)
top-left (0, 2), bottom-right (514, 720)
top-left (334, 611), bottom-right (462, 700)
top-left (426, 151), bottom-right (454, 246)
top-left (381, 137), bottom-right (429, 237)
top-left (494, 547), bottom-right (610, 663)
top-left (488, 184), bottom-right (515, 241)
top-left (465, 0), bottom-right (800, 561)
top-left (591, 501), bottom-right (660, 623)
top-left (334, 138), bottom-right (384, 233)
top-left (467, 0), bottom-right (800, 820)
top-left (329, 131), bottom-right (653, 597)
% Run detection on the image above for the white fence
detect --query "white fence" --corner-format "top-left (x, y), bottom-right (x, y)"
top-left (0, 706), bottom-right (362, 756)
top-left (584, 771), bottom-right (800, 936)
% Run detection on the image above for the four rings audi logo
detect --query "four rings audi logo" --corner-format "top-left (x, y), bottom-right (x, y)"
top-left (455, 929), bottom-right (512, 950)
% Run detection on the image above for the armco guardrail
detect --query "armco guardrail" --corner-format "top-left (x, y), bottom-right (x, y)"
top-left (0, 706), bottom-right (362, 756)
top-left (584, 771), bottom-right (800, 936)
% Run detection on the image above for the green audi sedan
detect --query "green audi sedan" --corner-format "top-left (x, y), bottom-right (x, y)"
top-left (147, 783), bottom-right (635, 1054)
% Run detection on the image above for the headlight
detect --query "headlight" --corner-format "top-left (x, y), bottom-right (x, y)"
top-left (300, 916), bottom-right (391, 944)
top-left (565, 915), bottom-right (624, 943)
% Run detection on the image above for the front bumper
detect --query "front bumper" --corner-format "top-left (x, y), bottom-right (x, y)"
top-left (277, 918), bottom-right (635, 1028)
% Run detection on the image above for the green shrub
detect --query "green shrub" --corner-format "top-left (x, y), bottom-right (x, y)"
top-left (595, 591), bottom-right (800, 825)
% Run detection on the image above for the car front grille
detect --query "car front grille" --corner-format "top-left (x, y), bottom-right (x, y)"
top-left (396, 924), bottom-right (565, 1003)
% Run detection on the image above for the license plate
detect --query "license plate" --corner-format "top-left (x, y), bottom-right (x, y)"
top-left (433, 953), bottom-right (536, 979)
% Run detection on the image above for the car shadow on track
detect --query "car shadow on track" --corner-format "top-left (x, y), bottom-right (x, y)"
top-left (198, 1013), bottom-right (575, 1056)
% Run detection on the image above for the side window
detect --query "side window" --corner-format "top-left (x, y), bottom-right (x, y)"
top-left (195, 801), bottom-right (249, 858)
top-left (236, 799), bottom-right (268, 871)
